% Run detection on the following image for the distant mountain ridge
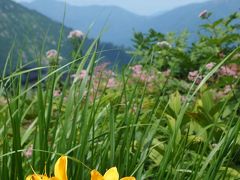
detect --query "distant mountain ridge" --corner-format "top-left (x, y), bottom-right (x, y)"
top-left (0, 0), bottom-right (130, 71)
top-left (22, 0), bottom-right (240, 46)
top-left (148, 0), bottom-right (240, 33)
top-left (22, 0), bottom-right (150, 46)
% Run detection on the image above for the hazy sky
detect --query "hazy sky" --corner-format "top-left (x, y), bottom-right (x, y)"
top-left (15, 0), bottom-right (211, 15)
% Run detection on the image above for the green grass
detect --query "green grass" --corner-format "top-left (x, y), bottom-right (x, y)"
top-left (0, 21), bottom-right (240, 180)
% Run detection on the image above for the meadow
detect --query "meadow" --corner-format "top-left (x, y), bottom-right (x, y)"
top-left (0, 11), bottom-right (240, 180)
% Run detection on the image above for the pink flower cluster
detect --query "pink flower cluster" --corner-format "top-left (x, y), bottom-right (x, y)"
top-left (94, 62), bottom-right (110, 73)
top-left (68, 30), bottom-right (85, 39)
top-left (188, 62), bottom-right (239, 87)
top-left (46, 49), bottom-right (62, 65)
top-left (23, 144), bottom-right (33, 158)
top-left (219, 64), bottom-right (239, 77)
top-left (205, 62), bottom-right (216, 70)
top-left (93, 62), bottom-right (118, 89)
top-left (46, 49), bottom-right (58, 59)
top-left (106, 78), bottom-right (117, 88)
top-left (53, 90), bottom-right (62, 97)
top-left (71, 70), bottom-right (88, 81)
top-left (205, 62), bottom-right (239, 77)
top-left (198, 10), bottom-right (209, 19)
top-left (131, 64), bottom-right (142, 74)
top-left (188, 70), bottom-right (203, 84)
top-left (130, 64), bottom-right (156, 83)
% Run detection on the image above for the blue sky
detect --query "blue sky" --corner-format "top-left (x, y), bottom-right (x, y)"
top-left (15, 0), bottom-right (211, 15)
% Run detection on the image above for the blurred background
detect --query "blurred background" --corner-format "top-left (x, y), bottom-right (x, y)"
top-left (0, 0), bottom-right (238, 69)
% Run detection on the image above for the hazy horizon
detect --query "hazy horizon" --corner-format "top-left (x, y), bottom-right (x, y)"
top-left (14, 0), bottom-right (211, 15)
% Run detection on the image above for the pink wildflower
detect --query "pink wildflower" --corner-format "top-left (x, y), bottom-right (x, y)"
top-left (71, 70), bottom-right (88, 81)
top-left (105, 70), bottom-right (115, 77)
top-left (46, 49), bottom-right (62, 65)
top-left (188, 70), bottom-right (202, 84)
top-left (142, 74), bottom-right (155, 82)
top-left (219, 64), bottom-right (239, 77)
top-left (46, 49), bottom-right (58, 59)
top-left (130, 65), bottom-right (156, 83)
top-left (205, 62), bottom-right (216, 70)
top-left (94, 62), bottom-right (110, 74)
top-left (132, 72), bottom-right (155, 83)
top-left (53, 90), bottom-right (61, 97)
top-left (68, 30), bottom-right (84, 39)
top-left (139, 74), bottom-right (148, 81)
top-left (198, 10), bottom-right (209, 19)
top-left (188, 71), bottom-right (199, 81)
top-left (106, 78), bottom-right (117, 88)
top-left (23, 144), bottom-right (33, 158)
top-left (130, 64), bottom-right (142, 74)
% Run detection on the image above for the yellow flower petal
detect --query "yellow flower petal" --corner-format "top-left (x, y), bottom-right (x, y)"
top-left (54, 156), bottom-right (68, 180)
top-left (91, 170), bottom-right (104, 180)
top-left (103, 167), bottom-right (119, 180)
top-left (26, 174), bottom-right (49, 180)
top-left (120, 177), bottom-right (136, 180)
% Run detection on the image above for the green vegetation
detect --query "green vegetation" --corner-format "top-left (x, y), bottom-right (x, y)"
top-left (0, 7), bottom-right (240, 180)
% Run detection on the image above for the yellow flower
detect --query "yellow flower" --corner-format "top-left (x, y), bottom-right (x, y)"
top-left (91, 167), bottom-right (135, 180)
top-left (26, 156), bottom-right (68, 180)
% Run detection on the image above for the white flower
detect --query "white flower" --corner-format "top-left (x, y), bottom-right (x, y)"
top-left (45, 49), bottom-right (62, 65)
top-left (68, 30), bottom-right (85, 39)
top-left (157, 41), bottom-right (172, 49)
top-left (46, 49), bottom-right (58, 59)
top-left (198, 10), bottom-right (209, 19)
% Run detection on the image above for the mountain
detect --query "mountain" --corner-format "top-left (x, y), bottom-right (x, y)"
top-left (151, 10), bottom-right (168, 17)
top-left (21, 0), bottom-right (239, 46)
top-left (0, 0), bottom-right (130, 72)
top-left (148, 0), bottom-right (240, 34)
top-left (22, 0), bottom-right (150, 46)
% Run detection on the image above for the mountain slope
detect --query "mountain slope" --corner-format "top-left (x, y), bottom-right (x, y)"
top-left (148, 0), bottom-right (240, 34)
top-left (0, 0), bottom-right (68, 68)
top-left (0, 0), bottom-right (130, 71)
top-left (22, 0), bottom-right (239, 46)
top-left (22, 0), bottom-right (150, 46)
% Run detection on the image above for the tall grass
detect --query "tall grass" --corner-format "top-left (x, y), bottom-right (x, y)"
top-left (0, 25), bottom-right (240, 180)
